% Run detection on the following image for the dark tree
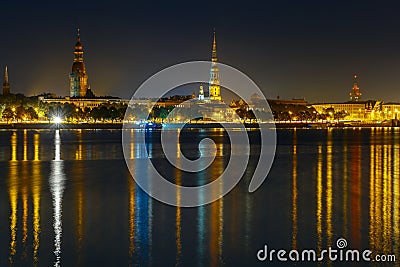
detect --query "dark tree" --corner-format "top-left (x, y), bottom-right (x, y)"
top-left (26, 107), bottom-right (38, 121)
top-left (2, 107), bottom-right (14, 123)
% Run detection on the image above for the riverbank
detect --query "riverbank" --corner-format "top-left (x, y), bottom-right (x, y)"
top-left (0, 123), bottom-right (123, 129)
top-left (0, 121), bottom-right (398, 130)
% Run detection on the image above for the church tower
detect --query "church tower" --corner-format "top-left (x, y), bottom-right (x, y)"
top-left (208, 31), bottom-right (221, 101)
top-left (2, 65), bottom-right (10, 95)
top-left (69, 29), bottom-right (89, 98)
top-left (349, 74), bottom-right (362, 101)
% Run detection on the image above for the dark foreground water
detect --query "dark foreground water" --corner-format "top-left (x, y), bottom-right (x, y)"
top-left (0, 128), bottom-right (399, 266)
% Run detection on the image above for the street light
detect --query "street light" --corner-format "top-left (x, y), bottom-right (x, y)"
top-left (53, 117), bottom-right (62, 124)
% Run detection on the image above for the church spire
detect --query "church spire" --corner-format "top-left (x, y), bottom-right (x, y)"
top-left (208, 30), bottom-right (221, 101)
top-left (4, 66), bottom-right (8, 84)
top-left (2, 65), bottom-right (10, 95)
top-left (74, 28), bottom-right (84, 63)
top-left (70, 28), bottom-right (89, 97)
top-left (212, 30), bottom-right (217, 62)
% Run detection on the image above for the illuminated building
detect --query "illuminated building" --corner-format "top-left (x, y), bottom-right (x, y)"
top-left (41, 29), bottom-right (125, 109)
top-left (69, 29), bottom-right (91, 98)
top-left (311, 75), bottom-right (389, 121)
top-left (349, 74), bottom-right (362, 101)
top-left (2, 65), bottom-right (10, 95)
top-left (382, 103), bottom-right (400, 120)
top-left (208, 31), bottom-right (221, 101)
top-left (312, 101), bottom-right (382, 121)
top-left (40, 96), bottom-right (128, 109)
top-left (198, 84), bottom-right (204, 100)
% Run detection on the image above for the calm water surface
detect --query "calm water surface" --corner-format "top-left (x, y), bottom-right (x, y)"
top-left (0, 128), bottom-right (399, 266)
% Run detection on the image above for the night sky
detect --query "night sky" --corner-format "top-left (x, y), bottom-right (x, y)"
top-left (2, 1), bottom-right (400, 103)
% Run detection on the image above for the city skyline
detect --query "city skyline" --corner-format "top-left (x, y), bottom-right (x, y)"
top-left (2, 1), bottom-right (400, 103)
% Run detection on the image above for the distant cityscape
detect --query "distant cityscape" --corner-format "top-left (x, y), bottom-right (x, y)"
top-left (1, 29), bottom-right (400, 125)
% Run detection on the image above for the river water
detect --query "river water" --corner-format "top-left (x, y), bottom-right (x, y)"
top-left (0, 128), bottom-right (398, 266)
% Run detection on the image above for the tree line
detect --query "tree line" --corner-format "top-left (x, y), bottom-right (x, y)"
top-left (0, 93), bottom-right (127, 123)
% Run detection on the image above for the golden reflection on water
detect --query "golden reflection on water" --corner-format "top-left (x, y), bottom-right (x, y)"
top-left (9, 132), bottom-right (18, 264)
top-left (350, 132), bottom-right (362, 248)
top-left (291, 130), bottom-right (297, 250)
top-left (383, 143), bottom-right (391, 253)
top-left (309, 128), bottom-right (400, 260)
top-left (8, 166), bottom-right (18, 264)
top-left (316, 144), bottom-right (323, 252)
top-left (175, 159), bottom-right (182, 265)
top-left (34, 133), bottom-right (39, 161)
top-left (128, 176), bottom-right (135, 263)
top-left (210, 131), bottom-right (224, 267)
top-left (74, 129), bottom-right (84, 160)
top-left (32, 133), bottom-right (41, 266)
top-left (21, 130), bottom-right (29, 257)
top-left (11, 131), bottom-right (17, 161)
top-left (7, 131), bottom-right (42, 265)
top-left (342, 144), bottom-right (348, 238)
top-left (130, 130), bottom-right (135, 159)
top-left (21, 160), bottom-right (29, 256)
top-left (128, 131), bottom-right (136, 265)
top-left (393, 130), bottom-right (400, 262)
top-left (326, 129), bottom-right (333, 247)
top-left (19, 130), bottom-right (29, 258)
top-left (369, 133), bottom-right (376, 253)
top-left (368, 128), bottom-right (400, 258)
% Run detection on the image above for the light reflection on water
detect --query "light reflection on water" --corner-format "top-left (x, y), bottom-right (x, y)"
top-left (0, 128), bottom-right (399, 266)
top-left (8, 132), bottom-right (18, 264)
top-left (291, 129), bottom-right (297, 250)
top-left (32, 133), bottom-right (41, 266)
top-left (49, 130), bottom-right (66, 267)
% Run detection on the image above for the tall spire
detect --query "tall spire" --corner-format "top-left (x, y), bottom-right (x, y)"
top-left (212, 30), bottom-right (217, 62)
top-left (4, 65), bottom-right (8, 84)
top-left (208, 30), bottom-right (221, 101)
top-left (74, 28), bottom-right (83, 62)
top-left (70, 28), bottom-right (89, 97)
top-left (349, 74), bottom-right (362, 101)
top-left (2, 65), bottom-right (10, 95)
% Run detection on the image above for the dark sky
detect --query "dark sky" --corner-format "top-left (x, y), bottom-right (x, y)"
top-left (2, 0), bottom-right (400, 103)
